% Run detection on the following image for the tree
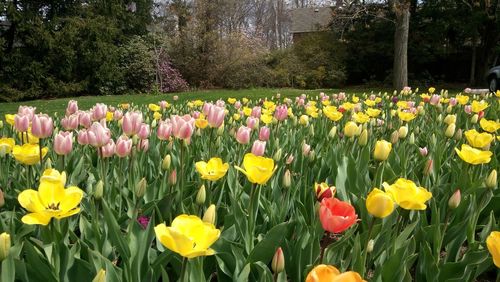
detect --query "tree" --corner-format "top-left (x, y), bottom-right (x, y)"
top-left (391, 0), bottom-right (410, 90)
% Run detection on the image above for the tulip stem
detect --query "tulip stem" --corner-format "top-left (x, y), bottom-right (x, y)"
top-left (437, 209), bottom-right (450, 263)
top-left (180, 257), bottom-right (188, 282)
top-left (38, 140), bottom-right (43, 168)
top-left (361, 217), bottom-right (376, 276)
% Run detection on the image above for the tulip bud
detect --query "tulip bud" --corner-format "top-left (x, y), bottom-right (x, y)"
top-left (196, 185), bottom-right (206, 205)
top-left (135, 178), bottom-right (147, 198)
top-left (217, 124), bottom-right (225, 136)
top-left (431, 134), bottom-right (437, 147)
top-left (454, 128), bottom-right (462, 140)
top-left (94, 180), bottom-right (104, 200)
top-left (92, 269), bottom-right (106, 282)
top-left (283, 169), bottom-right (292, 188)
top-left (445, 123), bottom-right (456, 138)
top-left (0, 232), bottom-right (11, 261)
top-left (367, 239), bottom-right (374, 253)
top-left (0, 188), bottom-right (4, 208)
top-left (309, 124), bottom-right (315, 136)
top-left (169, 169), bottom-right (177, 185)
top-left (358, 129), bottom-right (368, 146)
top-left (45, 158), bottom-right (52, 169)
top-left (308, 150), bottom-right (316, 162)
top-left (271, 247), bottom-right (285, 274)
top-left (162, 155), bottom-right (171, 171)
top-left (423, 159), bottom-right (433, 176)
top-left (0, 121), bottom-right (3, 128)
top-left (329, 126), bottom-right (337, 138)
top-left (486, 169), bottom-right (497, 189)
top-left (203, 204), bottom-right (216, 225)
top-left (390, 130), bottom-right (399, 144)
top-left (471, 114), bottom-right (478, 124)
top-left (448, 189), bottom-right (461, 209)
top-left (398, 126), bottom-right (408, 139)
top-left (409, 133), bottom-right (415, 144)
top-left (286, 154), bottom-right (294, 165)
top-left (273, 148), bottom-right (282, 161)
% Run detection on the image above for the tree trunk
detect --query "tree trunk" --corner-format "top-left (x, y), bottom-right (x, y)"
top-left (469, 36), bottom-right (477, 85)
top-left (393, 0), bottom-right (410, 91)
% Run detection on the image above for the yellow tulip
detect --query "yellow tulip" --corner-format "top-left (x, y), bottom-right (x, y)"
top-left (12, 144), bottom-right (48, 165)
top-left (243, 107), bottom-right (252, 116)
top-left (154, 214), bottom-right (220, 258)
top-left (306, 265), bottom-right (366, 282)
top-left (341, 102), bottom-right (355, 111)
top-left (18, 169), bottom-right (83, 225)
top-left (373, 140), bottom-right (392, 161)
top-left (0, 232), bottom-right (10, 261)
top-left (306, 106), bottom-right (319, 118)
top-left (0, 138), bottom-right (15, 154)
top-left (233, 113), bottom-right (241, 121)
top-left (4, 114), bottom-right (15, 126)
top-left (148, 103), bottom-right (161, 112)
top-left (365, 108), bottom-right (381, 118)
top-left (366, 188), bottom-right (395, 218)
top-left (471, 100), bottom-right (489, 113)
top-left (323, 106), bottom-right (343, 121)
top-left (397, 110), bottom-right (416, 122)
top-left (92, 269), bottom-right (106, 282)
top-left (364, 99), bottom-right (376, 107)
top-left (487, 231), bottom-right (500, 268)
top-left (18, 128), bottom-right (39, 144)
top-left (299, 115), bottom-right (309, 126)
top-left (195, 118), bottom-right (209, 129)
top-left (261, 114), bottom-right (273, 124)
top-left (480, 118), bottom-right (500, 133)
top-left (383, 178), bottom-right (432, 210)
top-left (455, 95), bottom-right (469, 105)
top-left (234, 153), bottom-right (276, 185)
top-left (464, 129), bottom-right (493, 148)
top-left (344, 121), bottom-right (359, 137)
top-left (227, 98), bottom-right (237, 104)
top-left (153, 111), bottom-right (162, 120)
top-left (444, 123), bottom-right (456, 138)
top-left (195, 158), bottom-right (229, 181)
top-left (120, 103), bottom-right (130, 110)
top-left (428, 87), bottom-right (436, 94)
top-left (193, 100), bottom-right (204, 107)
top-left (455, 144), bottom-right (492, 165)
top-left (353, 112), bottom-right (370, 124)
top-left (443, 114), bottom-right (456, 125)
top-left (242, 98), bottom-right (249, 104)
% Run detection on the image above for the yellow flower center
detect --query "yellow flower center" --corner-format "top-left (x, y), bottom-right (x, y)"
top-left (47, 202), bottom-right (60, 211)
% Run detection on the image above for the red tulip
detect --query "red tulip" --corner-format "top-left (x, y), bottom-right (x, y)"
top-left (319, 198), bottom-right (357, 234)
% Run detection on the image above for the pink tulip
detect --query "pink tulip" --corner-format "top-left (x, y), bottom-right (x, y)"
top-left (88, 122), bottom-right (111, 147)
top-left (246, 117), bottom-right (259, 129)
top-left (92, 103), bottom-right (108, 121)
top-left (234, 101), bottom-right (242, 109)
top-left (274, 105), bottom-right (288, 121)
top-left (137, 123), bottom-right (150, 139)
top-left (207, 105), bottom-right (225, 128)
top-left (66, 100), bottom-right (78, 116)
top-left (157, 120), bottom-right (173, 140)
top-left (407, 101), bottom-right (415, 108)
top-left (297, 98), bottom-right (305, 106)
top-left (419, 147), bottom-right (428, 156)
top-left (216, 99), bottom-right (225, 107)
top-left (464, 105), bottom-right (472, 114)
top-left (31, 114), bottom-right (53, 138)
top-left (79, 111), bottom-right (92, 128)
top-left (171, 115), bottom-right (194, 140)
top-left (286, 154), bottom-right (294, 165)
top-left (159, 101), bottom-right (168, 109)
top-left (302, 143), bottom-right (311, 156)
top-left (17, 106), bottom-right (36, 120)
top-left (122, 111), bottom-right (143, 136)
top-left (251, 106), bottom-right (261, 118)
top-left (338, 92), bottom-right (346, 100)
top-left (449, 98), bottom-right (457, 106)
top-left (115, 136), bottom-right (132, 157)
top-left (369, 94), bottom-right (376, 100)
top-left (14, 114), bottom-right (29, 132)
top-left (101, 140), bottom-right (115, 158)
top-left (113, 110), bottom-right (123, 121)
top-left (259, 126), bottom-right (270, 141)
top-left (169, 169), bottom-right (177, 185)
top-left (109, 106), bottom-right (116, 112)
top-left (202, 103), bottom-right (212, 115)
top-left (430, 95), bottom-right (440, 105)
top-left (54, 131), bottom-right (73, 155)
top-left (236, 126), bottom-right (251, 144)
top-left (77, 129), bottom-right (89, 145)
top-left (251, 140), bottom-right (266, 156)
top-left (138, 139), bottom-right (149, 152)
top-left (192, 111), bottom-right (201, 119)
top-left (61, 114), bottom-right (79, 131)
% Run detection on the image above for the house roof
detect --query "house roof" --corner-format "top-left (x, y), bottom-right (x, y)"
top-left (290, 7), bottom-right (333, 34)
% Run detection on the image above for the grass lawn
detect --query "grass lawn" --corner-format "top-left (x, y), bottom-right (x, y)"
top-left (0, 86), bottom-right (461, 117)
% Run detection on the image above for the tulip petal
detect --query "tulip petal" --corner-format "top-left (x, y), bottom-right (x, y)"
top-left (21, 212), bottom-right (52, 225)
top-left (18, 189), bottom-right (45, 213)
top-left (59, 186), bottom-right (84, 211)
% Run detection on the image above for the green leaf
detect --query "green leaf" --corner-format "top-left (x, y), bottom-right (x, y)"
top-left (1, 256), bottom-right (15, 282)
top-left (246, 222), bottom-right (289, 264)
top-left (102, 200), bottom-right (131, 260)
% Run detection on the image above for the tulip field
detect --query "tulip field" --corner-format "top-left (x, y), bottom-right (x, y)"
top-left (0, 88), bottom-right (499, 282)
